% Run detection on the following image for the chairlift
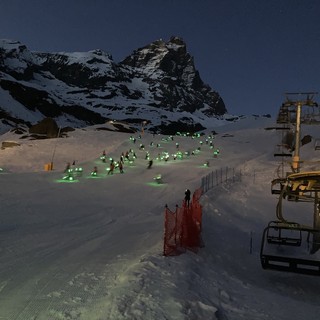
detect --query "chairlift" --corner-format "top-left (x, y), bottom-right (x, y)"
top-left (264, 126), bottom-right (291, 131)
top-left (273, 144), bottom-right (292, 157)
top-left (276, 104), bottom-right (291, 124)
top-left (287, 172), bottom-right (320, 194)
top-left (271, 171), bottom-right (320, 203)
top-left (315, 139), bottom-right (320, 151)
top-left (271, 178), bottom-right (285, 195)
top-left (273, 127), bottom-right (294, 157)
top-left (276, 103), bottom-right (297, 124)
top-left (263, 95), bottom-right (320, 275)
top-left (260, 223), bottom-right (320, 276)
top-left (266, 221), bottom-right (302, 246)
top-left (262, 170), bottom-right (320, 275)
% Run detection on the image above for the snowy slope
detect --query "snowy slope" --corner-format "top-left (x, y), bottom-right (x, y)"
top-left (0, 117), bottom-right (320, 320)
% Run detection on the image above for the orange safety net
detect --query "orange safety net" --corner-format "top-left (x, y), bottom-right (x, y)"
top-left (163, 188), bottom-right (203, 256)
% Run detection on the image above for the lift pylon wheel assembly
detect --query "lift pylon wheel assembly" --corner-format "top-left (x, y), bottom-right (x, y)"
top-left (274, 92), bottom-right (319, 174)
top-left (277, 92), bottom-right (319, 125)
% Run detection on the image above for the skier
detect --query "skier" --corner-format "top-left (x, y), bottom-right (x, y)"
top-left (119, 162), bottom-right (124, 173)
top-left (64, 162), bottom-right (71, 173)
top-left (154, 173), bottom-right (162, 184)
top-left (147, 159), bottom-right (153, 169)
top-left (108, 161), bottom-right (115, 175)
top-left (101, 150), bottom-right (106, 162)
top-left (185, 189), bottom-right (191, 207)
top-left (91, 166), bottom-right (98, 176)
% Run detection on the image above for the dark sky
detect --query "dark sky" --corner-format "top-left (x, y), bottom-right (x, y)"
top-left (1, 0), bottom-right (320, 116)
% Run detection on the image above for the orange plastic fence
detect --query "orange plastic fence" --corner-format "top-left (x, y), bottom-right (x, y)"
top-left (163, 188), bottom-right (203, 256)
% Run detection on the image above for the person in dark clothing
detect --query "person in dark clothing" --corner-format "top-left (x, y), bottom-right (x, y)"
top-left (108, 161), bottom-right (115, 175)
top-left (119, 162), bottom-right (124, 173)
top-left (91, 166), bottom-right (98, 176)
top-left (64, 162), bottom-right (71, 173)
top-left (147, 159), bottom-right (153, 169)
top-left (185, 189), bottom-right (191, 207)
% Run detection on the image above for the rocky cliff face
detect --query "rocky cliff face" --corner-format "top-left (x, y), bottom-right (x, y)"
top-left (0, 37), bottom-right (227, 134)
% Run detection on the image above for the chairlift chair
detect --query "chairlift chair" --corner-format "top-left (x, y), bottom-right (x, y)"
top-left (285, 171), bottom-right (320, 202)
top-left (274, 153), bottom-right (292, 158)
top-left (273, 144), bottom-right (292, 157)
top-left (260, 223), bottom-right (320, 276)
top-left (276, 104), bottom-right (290, 124)
top-left (266, 221), bottom-right (302, 246)
top-left (271, 178), bottom-right (285, 195)
top-left (262, 170), bottom-right (320, 275)
top-left (273, 127), bottom-right (294, 157)
top-left (315, 139), bottom-right (320, 150)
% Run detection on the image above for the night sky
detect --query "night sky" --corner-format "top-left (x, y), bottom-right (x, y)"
top-left (1, 0), bottom-right (320, 116)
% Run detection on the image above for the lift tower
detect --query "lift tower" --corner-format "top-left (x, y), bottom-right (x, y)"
top-left (276, 92), bottom-right (318, 173)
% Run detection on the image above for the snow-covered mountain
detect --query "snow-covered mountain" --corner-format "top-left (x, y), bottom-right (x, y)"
top-left (0, 36), bottom-right (227, 134)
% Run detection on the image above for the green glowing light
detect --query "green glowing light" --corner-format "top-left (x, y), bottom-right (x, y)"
top-left (146, 181), bottom-right (166, 187)
top-left (154, 174), bottom-right (163, 184)
top-left (55, 175), bottom-right (79, 183)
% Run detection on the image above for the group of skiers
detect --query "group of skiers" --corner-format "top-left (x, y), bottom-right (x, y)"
top-left (107, 159), bottom-right (123, 175)
top-left (61, 137), bottom-right (194, 211)
top-left (61, 132), bottom-right (213, 204)
top-left (105, 149), bottom-right (139, 175)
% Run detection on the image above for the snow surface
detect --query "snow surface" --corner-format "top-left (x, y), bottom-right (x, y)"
top-left (1, 117), bottom-right (320, 320)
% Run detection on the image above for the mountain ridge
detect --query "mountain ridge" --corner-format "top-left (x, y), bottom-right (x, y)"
top-left (0, 36), bottom-right (227, 134)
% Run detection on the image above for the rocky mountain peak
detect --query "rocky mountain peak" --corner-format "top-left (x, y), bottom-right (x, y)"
top-left (121, 36), bottom-right (203, 91)
top-left (0, 37), bottom-right (227, 135)
top-left (121, 36), bottom-right (186, 70)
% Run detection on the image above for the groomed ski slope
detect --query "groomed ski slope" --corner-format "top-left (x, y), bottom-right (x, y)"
top-left (0, 117), bottom-right (320, 320)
